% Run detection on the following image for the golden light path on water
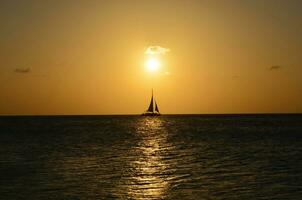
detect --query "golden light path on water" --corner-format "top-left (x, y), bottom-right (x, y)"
top-left (119, 117), bottom-right (173, 199)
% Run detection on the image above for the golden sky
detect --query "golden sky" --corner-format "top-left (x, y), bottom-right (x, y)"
top-left (0, 0), bottom-right (302, 115)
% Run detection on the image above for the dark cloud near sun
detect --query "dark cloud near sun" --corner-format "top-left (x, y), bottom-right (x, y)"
top-left (14, 67), bottom-right (31, 73)
top-left (269, 65), bottom-right (282, 71)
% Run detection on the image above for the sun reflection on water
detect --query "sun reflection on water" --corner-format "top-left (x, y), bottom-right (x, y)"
top-left (119, 117), bottom-right (173, 199)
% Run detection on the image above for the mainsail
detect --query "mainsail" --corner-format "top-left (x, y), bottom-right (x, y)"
top-left (142, 89), bottom-right (160, 116)
top-left (147, 93), bottom-right (154, 112)
top-left (155, 101), bottom-right (159, 113)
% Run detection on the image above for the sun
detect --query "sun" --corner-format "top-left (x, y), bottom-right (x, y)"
top-left (146, 58), bottom-right (160, 72)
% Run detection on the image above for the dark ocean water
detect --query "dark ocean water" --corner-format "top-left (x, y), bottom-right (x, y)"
top-left (0, 115), bottom-right (302, 200)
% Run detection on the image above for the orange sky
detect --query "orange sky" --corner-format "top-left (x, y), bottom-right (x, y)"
top-left (0, 0), bottom-right (302, 115)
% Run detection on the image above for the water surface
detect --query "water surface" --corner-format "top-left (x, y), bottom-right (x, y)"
top-left (1, 115), bottom-right (302, 199)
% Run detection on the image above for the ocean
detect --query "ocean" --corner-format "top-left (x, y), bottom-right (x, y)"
top-left (0, 114), bottom-right (302, 199)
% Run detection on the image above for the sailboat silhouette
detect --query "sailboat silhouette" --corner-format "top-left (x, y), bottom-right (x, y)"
top-left (142, 89), bottom-right (161, 116)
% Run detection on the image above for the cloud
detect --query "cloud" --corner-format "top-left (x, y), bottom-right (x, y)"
top-left (145, 46), bottom-right (170, 55)
top-left (15, 67), bottom-right (31, 73)
top-left (269, 65), bottom-right (281, 71)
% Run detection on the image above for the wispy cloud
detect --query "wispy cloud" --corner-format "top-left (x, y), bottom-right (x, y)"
top-left (145, 46), bottom-right (170, 55)
top-left (269, 65), bottom-right (282, 71)
top-left (15, 67), bottom-right (31, 73)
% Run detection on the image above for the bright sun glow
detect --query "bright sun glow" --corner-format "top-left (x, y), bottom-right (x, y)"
top-left (146, 58), bottom-right (160, 72)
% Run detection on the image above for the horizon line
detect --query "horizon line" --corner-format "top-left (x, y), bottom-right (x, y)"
top-left (1, 112), bottom-right (302, 117)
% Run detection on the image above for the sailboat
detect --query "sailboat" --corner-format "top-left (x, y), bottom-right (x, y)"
top-left (142, 89), bottom-right (161, 116)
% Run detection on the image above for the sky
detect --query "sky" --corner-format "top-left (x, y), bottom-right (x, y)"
top-left (0, 0), bottom-right (302, 115)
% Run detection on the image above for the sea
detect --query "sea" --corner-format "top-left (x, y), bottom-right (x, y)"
top-left (0, 114), bottom-right (301, 200)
